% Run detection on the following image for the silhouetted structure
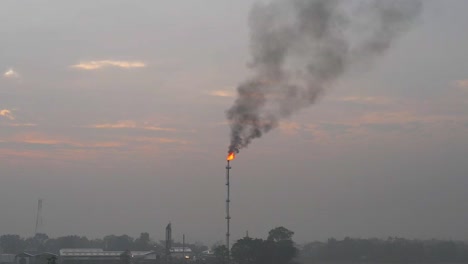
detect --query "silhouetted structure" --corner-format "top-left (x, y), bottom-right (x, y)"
top-left (15, 252), bottom-right (57, 264)
top-left (34, 200), bottom-right (43, 236)
top-left (59, 249), bottom-right (158, 264)
top-left (165, 224), bottom-right (172, 264)
top-left (225, 160), bottom-right (231, 264)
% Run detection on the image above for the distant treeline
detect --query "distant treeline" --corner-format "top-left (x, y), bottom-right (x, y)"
top-left (0, 233), bottom-right (207, 255)
top-left (3, 233), bottom-right (468, 263)
top-left (299, 237), bottom-right (468, 263)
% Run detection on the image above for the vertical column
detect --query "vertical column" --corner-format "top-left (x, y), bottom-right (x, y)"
top-left (225, 160), bottom-right (231, 264)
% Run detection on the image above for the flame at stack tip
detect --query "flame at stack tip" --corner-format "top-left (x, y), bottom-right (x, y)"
top-left (227, 152), bottom-right (235, 161)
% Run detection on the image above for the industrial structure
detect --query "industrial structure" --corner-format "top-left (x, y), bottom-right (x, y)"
top-left (2, 222), bottom-right (197, 264)
top-left (59, 249), bottom-right (159, 264)
top-left (168, 247), bottom-right (192, 260)
top-left (34, 199), bottom-right (43, 235)
top-left (8, 247), bottom-right (193, 264)
top-left (165, 223), bottom-right (172, 264)
top-left (225, 153), bottom-right (234, 263)
top-left (15, 252), bottom-right (57, 264)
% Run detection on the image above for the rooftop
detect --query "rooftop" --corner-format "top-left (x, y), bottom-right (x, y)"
top-left (59, 249), bottom-right (153, 257)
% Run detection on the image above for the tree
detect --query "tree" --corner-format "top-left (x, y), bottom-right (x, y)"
top-left (134, 233), bottom-right (152, 250)
top-left (0, 234), bottom-right (25, 253)
top-left (104, 235), bottom-right (134, 251)
top-left (267, 227), bottom-right (294, 242)
top-left (25, 233), bottom-right (49, 252)
top-left (231, 228), bottom-right (297, 264)
top-left (231, 238), bottom-right (266, 264)
top-left (273, 239), bottom-right (297, 264)
top-left (267, 227), bottom-right (297, 264)
top-left (213, 245), bottom-right (229, 264)
top-left (189, 242), bottom-right (209, 257)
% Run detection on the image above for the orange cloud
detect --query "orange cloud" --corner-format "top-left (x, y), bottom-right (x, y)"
top-left (0, 130), bottom-right (196, 164)
top-left (93, 120), bottom-right (138, 129)
top-left (0, 148), bottom-right (108, 164)
top-left (6, 133), bottom-right (123, 149)
top-left (91, 120), bottom-right (176, 132)
top-left (5, 123), bottom-right (37, 127)
top-left (336, 96), bottom-right (393, 105)
top-left (71, 60), bottom-right (146, 70)
top-left (20, 138), bottom-right (62, 145)
top-left (455, 79), bottom-right (468, 89)
top-left (279, 121), bottom-right (301, 135)
top-left (302, 124), bottom-right (334, 145)
top-left (129, 136), bottom-right (190, 145)
top-left (295, 108), bottom-right (468, 148)
top-left (0, 149), bottom-right (54, 160)
top-left (354, 111), bottom-right (462, 126)
top-left (3, 68), bottom-right (19, 78)
top-left (0, 109), bottom-right (15, 120)
top-left (207, 90), bottom-right (235, 97)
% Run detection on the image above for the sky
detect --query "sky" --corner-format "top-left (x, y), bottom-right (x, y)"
top-left (1, 0), bottom-right (468, 246)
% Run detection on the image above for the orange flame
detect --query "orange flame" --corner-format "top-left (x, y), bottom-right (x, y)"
top-left (227, 152), bottom-right (235, 161)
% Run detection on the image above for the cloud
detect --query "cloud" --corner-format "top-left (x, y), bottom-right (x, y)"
top-left (93, 120), bottom-right (138, 129)
top-left (303, 124), bottom-right (333, 143)
top-left (279, 121), bottom-right (301, 135)
top-left (0, 109), bottom-right (15, 120)
top-left (91, 120), bottom-right (176, 132)
top-left (19, 138), bottom-right (62, 146)
top-left (0, 130), bottom-right (192, 163)
top-left (4, 123), bottom-right (37, 127)
top-left (0, 147), bottom-right (115, 163)
top-left (206, 90), bottom-right (235, 97)
top-left (143, 126), bottom-right (177, 132)
top-left (71, 60), bottom-right (146, 70)
top-left (5, 133), bottom-right (124, 149)
top-left (352, 112), bottom-right (462, 126)
top-left (128, 136), bottom-right (190, 145)
top-left (3, 68), bottom-right (19, 78)
top-left (285, 108), bottom-right (468, 147)
top-left (335, 96), bottom-right (393, 105)
top-left (454, 79), bottom-right (468, 89)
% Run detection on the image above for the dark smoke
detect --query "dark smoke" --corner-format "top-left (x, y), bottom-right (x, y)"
top-left (227, 0), bottom-right (422, 153)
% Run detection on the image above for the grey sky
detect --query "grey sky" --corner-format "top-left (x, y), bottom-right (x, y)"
top-left (1, 0), bottom-right (468, 245)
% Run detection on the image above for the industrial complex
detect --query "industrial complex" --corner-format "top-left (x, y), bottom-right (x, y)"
top-left (1, 246), bottom-right (195, 264)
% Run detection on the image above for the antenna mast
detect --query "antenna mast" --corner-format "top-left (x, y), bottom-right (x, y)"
top-left (34, 199), bottom-right (43, 235)
top-left (225, 160), bottom-right (231, 264)
top-left (166, 223), bottom-right (172, 264)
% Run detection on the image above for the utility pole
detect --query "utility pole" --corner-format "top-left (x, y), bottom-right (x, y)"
top-left (182, 234), bottom-right (186, 261)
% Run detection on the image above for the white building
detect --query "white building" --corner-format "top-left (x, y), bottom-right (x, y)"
top-left (169, 247), bottom-right (192, 260)
top-left (59, 249), bottom-right (160, 264)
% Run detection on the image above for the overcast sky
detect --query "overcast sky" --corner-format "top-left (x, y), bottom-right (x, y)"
top-left (1, 0), bottom-right (468, 245)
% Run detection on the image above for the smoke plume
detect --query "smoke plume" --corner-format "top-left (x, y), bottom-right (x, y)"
top-left (227, 0), bottom-right (422, 153)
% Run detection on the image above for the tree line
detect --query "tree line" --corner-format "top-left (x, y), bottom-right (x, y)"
top-left (3, 230), bottom-right (468, 264)
top-left (299, 237), bottom-right (468, 263)
top-left (211, 229), bottom-right (468, 264)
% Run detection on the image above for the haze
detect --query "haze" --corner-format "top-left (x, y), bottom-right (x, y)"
top-left (1, 0), bottom-right (468, 245)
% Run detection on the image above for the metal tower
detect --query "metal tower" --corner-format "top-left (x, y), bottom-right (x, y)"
top-left (34, 199), bottom-right (43, 235)
top-left (225, 160), bottom-right (231, 264)
top-left (165, 223), bottom-right (172, 264)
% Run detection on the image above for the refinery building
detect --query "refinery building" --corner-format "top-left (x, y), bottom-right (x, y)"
top-left (4, 248), bottom-right (194, 264)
